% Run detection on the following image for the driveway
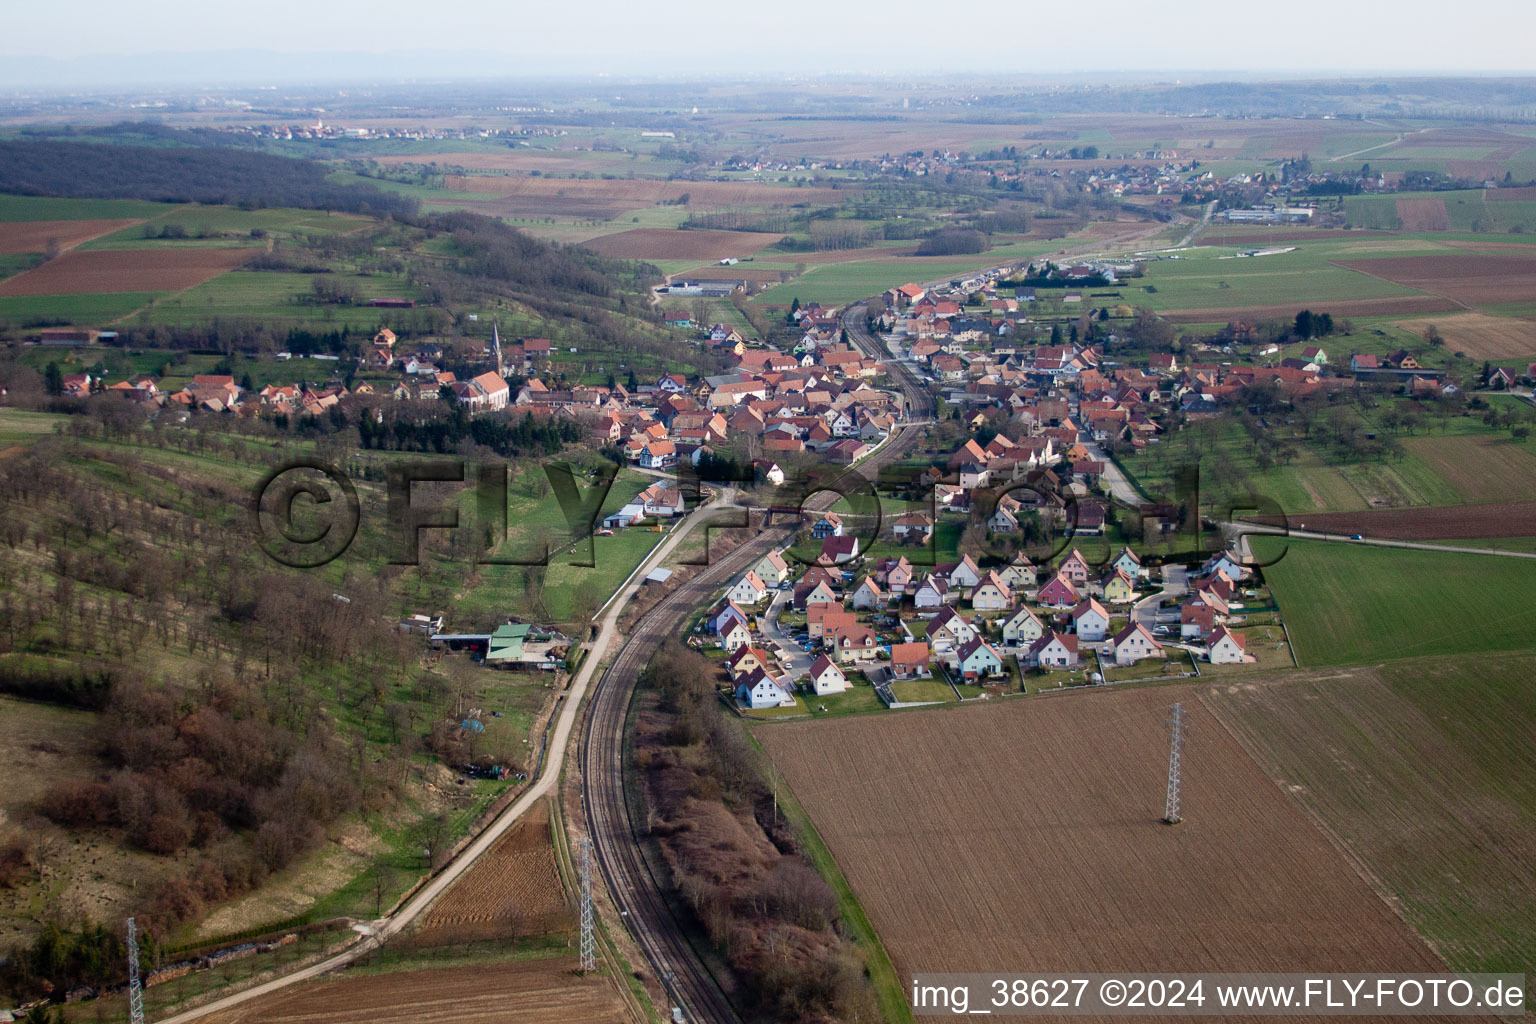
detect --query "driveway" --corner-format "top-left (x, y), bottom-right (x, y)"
top-left (761, 586), bottom-right (812, 681)
top-left (1132, 563), bottom-right (1187, 628)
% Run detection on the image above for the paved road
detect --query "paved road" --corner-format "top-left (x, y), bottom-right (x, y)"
top-left (1086, 442), bottom-right (1144, 505)
top-left (1132, 564), bottom-right (1187, 628)
top-left (761, 586), bottom-right (811, 681)
top-left (1223, 522), bottom-right (1536, 560)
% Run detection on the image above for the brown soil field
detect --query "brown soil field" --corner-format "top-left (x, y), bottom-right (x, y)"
top-left (1201, 228), bottom-right (1393, 245)
top-left (1394, 311), bottom-right (1536, 358)
top-left (199, 958), bottom-right (628, 1024)
top-left (374, 151), bottom-right (634, 175)
top-left (1162, 295), bottom-right (1460, 324)
top-left (1486, 186), bottom-right (1536, 202)
top-left (1396, 198), bottom-right (1451, 232)
top-left (577, 228), bottom-right (772, 261)
top-left (441, 175), bottom-right (858, 218)
top-left (1245, 499), bottom-right (1536, 539)
top-left (1334, 252), bottom-right (1536, 308)
top-left (1202, 655), bottom-right (1536, 977)
top-left (1401, 435), bottom-right (1536, 503)
top-left (409, 801), bottom-right (573, 945)
top-left (0, 247), bottom-right (253, 296)
top-left (0, 218), bottom-right (143, 254)
top-left (757, 687), bottom-right (1444, 988)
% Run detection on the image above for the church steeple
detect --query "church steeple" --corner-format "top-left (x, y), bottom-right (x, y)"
top-left (492, 320), bottom-right (503, 376)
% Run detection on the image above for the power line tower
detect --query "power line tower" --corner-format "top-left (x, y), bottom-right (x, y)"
top-left (578, 836), bottom-right (597, 975)
top-left (1164, 703), bottom-right (1187, 825)
top-left (126, 916), bottom-right (146, 1024)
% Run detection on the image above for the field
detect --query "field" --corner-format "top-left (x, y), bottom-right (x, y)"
top-left (1396, 197), bottom-right (1451, 232)
top-left (0, 218), bottom-right (144, 253)
top-left (440, 175), bottom-right (859, 218)
top-left (198, 957), bottom-right (628, 1024)
top-left (1203, 653), bottom-right (1536, 977)
top-left (755, 687), bottom-right (1444, 983)
top-left (0, 247), bottom-right (254, 295)
top-left (1336, 252), bottom-right (1536, 308)
top-left (1254, 538), bottom-right (1536, 666)
top-left (1394, 311), bottom-right (1536, 359)
top-left (1400, 434), bottom-right (1536, 503)
top-left (1265, 499), bottom-right (1536, 540)
top-left (410, 801), bottom-right (573, 945)
top-left (576, 227), bottom-right (772, 262)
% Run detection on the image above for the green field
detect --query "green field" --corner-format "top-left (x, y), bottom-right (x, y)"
top-left (1130, 242), bottom-right (1425, 313)
top-left (752, 238), bottom-right (1064, 307)
top-left (0, 290), bottom-right (164, 325)
top-left (1344, 189), bottom-right (1536, 234)
top-left (0, 194), bottom-right (176, 222)
top-left (1255, 538), bottom-right (1536, 666)
top-left (141, 269), bottom-right (420, 328)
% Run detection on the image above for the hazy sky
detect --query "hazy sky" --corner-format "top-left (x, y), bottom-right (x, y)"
top-left (8, 0), bottom-right (1536, 78)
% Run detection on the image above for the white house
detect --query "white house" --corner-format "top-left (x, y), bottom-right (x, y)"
top-left (988, 505), bottom-right (1019, 534)
top-left (1105, 623), bottom-right (1163, 667)
top-left (1001, 605), bottom-right (1045, 646)
top-left (927, 607), bottom-right (978, 653)
top-left (913, 575), bottom-right (950, 610)
top-left (735, 668), bottom-right (796, 709)
top-left (850, 577), bottom-right (885, 610)
top-left (1071, 598), bottom-right (1111, 642)
top-left (947, 554), bottom-right (983, 591)
top-left (728, 570), bottom-right (770, 606)
top-left (1208, 626), bottom-right (1255, 664)
top-left (1026, 631), bottom-right (1079, 668)
top-left (807, 654), bottom-right (849, 696)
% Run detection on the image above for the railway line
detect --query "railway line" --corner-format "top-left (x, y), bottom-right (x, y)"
top-left (579, 301), bottom-right (935, 1023)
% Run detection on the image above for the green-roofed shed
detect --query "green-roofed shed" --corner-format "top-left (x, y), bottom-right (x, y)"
top-left (486, 622), bottom-right (531, 663)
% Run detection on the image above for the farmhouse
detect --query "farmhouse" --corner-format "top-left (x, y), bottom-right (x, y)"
top-left (1105, 623), bottom-right (1163, 667)
top-left (807, 654), bottom-right (850, 695)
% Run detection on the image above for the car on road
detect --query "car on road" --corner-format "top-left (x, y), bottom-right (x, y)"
top-left (794, 633), bottom-right (810, 644)
top-left (1351, 533), bottom-right (1364, 540)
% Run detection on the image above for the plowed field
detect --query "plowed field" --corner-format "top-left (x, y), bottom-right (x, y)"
top-left (1394, 311), bottom-right (1536, 359)
top-left (411, 800), bottom-right (572, 944)
top-left (757, 687), bottom-right (1444, 987)
top-left (1247, 499), bottom-right (1536, 539)
top-left (198, 958), bottom-right (626, 1024)
top-left (442, 175), bottom-right (857, 217)
top-left (0, 247), bottom-right (252, 295)
top-left (1396, 197), bottom-right (1451, 231)
top-left (1335, 252), bottom-right (1536, 308)
top-left (0, 218), bottom-right (144, 254)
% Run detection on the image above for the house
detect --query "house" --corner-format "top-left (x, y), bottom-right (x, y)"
top-left (806, 654), bottom-right (849, 695)
top-left (709, 600), bottom-right (750, 635)
top-left (794, 579), bottom-right (840, 611)
top-left (639, 440), bottom-right (677, 470)
top-left (1058, 549), bottom-right (1093, 587)
top-left (1001, 605), bottom-right (1045, 646)
top-left (997, 554), bottom-right (1036, 591)
top-left (1207, 626), bottom-right (1255, 664)
top-left (754, 549), bottom-right (791, 588)
top-left (1036, 573), bottom-right (1080, 609)
top-left (811, 512), bottom-right (844, 538)
top-left (807, 605), bottom-right (856, 639)
top-left (1106, 623), bottom-right (1163, 666)
top-left (1112, 546), bottom-right (1142, 579)
top-left (728, 570), bottom-right (770, 606)
top-left (988, 505), bottom-right (1019, 534)
top-left (727, 645), bottom-right (772, 679)
top-left (875, 556), bottom-right (914, 594)
top-left (721, 619), bottom-right (753, 652)
top-left (850, 576), bottom-right (886, 610)
top-left (889, 642), bottom-right (932, 679)
top-left (1070, 598), bottom-right (1111, 642)
top-left (1350, 354), bottom-right (1380, 373)
top-left (818, 535), bottom-right (860, 566)
top-left (1026, 631), bottom-right (1079, 668)
top-left (831, 624), bottom-right (878, 664)
top-left (970, 572), bottom-right (1013, 613)
top-left (927, 606), bottom-right (978, 651)
top-left (1103, 569), bottom-right (1138, 604)
top-left (638, 483), bottom-right (685, 517)
top-left (1198, 550), bottom-right (1248, 581)
top-left (913, 574), bottom-right (950, 610)
top-left (956, 637), bottom-right (1005, 680)
top-left (947, 554), bottom-right (983, 591)
top-left (735, 668), bottom-right (796, 709)
top-left (1180, 603), bottom-right (1217, 640)
top-left (892, 512), bottom-right (934, 543)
